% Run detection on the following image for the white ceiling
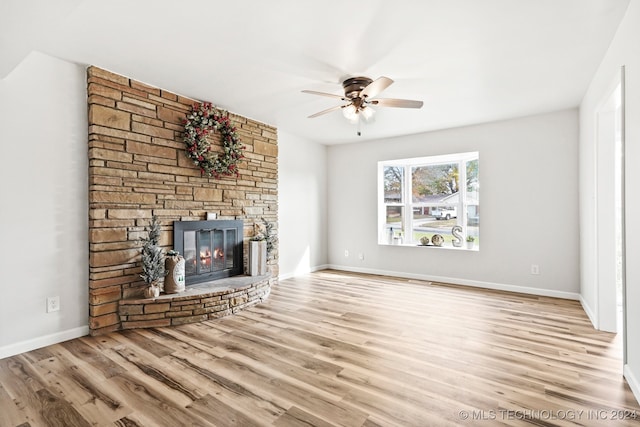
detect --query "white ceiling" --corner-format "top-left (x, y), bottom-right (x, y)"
top-left (0, 0), bottom-right (630, 144)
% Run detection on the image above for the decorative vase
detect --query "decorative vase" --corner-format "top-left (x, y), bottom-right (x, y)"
top-left (466, 241), bottom-right (474, 249)
top-left (164, 252), bottom-right (186, 294)
top-left (249, 240), bottom-right (267, 276)
top-left (144, 283), bottom-right (160, 298)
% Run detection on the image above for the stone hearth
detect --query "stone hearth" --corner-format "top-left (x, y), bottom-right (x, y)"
top-left (119, 275), bottom-right (270, 329)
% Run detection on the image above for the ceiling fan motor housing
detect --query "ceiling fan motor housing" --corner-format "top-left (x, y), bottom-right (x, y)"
top-left (342, 77), bottom-right (373, 99)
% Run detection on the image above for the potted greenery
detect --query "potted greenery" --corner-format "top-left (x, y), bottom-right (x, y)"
top-left (249, 218), bottom-right (276, 276)
top-left (140, 216), bottom-right (166, 298)
top-left (466, 235), bottom-right (475, 249)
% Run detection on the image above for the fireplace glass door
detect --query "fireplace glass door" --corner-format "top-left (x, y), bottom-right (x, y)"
top-left (199, 230), bottom-right (213, 273)
top-left (195, 229), bottom-right (233, 274)
top-left (225, 229), bottom-right (236, 269)
top-left (184, 230), bottom-right (197, 276)
top-left (175, 220), bottom-right (243, 285)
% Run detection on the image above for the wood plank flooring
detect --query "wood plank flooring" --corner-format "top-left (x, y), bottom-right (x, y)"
top-left (1, 270), bottom-right (639, 426)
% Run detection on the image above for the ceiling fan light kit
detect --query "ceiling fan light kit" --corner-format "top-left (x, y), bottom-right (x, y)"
top-left (303, 76), bottom-right (423, 136)
top-left (342, 104), bottom-right (374, 123)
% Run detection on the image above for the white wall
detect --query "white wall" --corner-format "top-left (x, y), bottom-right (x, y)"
top-left (327, 109), bottom-right (579, 298)
top-left (278, 130), bottom-right (328, 278)
top-left (0, 51), bottom-right (88, 358)
top-left (0, 54), bottom-right (330, 357)
top-left (579, 0), bottom-right (640, 402)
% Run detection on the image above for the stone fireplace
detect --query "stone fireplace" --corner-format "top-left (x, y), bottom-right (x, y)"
top-left (174, 219), bottom-right (244, 284)
top-left (87, 67), bottom-right (278, 335)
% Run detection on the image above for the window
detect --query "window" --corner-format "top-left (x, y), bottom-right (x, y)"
top-left (378, 152), bottom-right (479, 248)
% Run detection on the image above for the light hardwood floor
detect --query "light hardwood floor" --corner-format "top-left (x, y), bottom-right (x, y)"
top-left (1, 270), bottom-right (639, 426)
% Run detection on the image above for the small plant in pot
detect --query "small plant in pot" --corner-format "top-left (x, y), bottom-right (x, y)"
top-left (140, 216), bottom-right (166, 298)
top-left (466, 235), bottom-right (475, 249)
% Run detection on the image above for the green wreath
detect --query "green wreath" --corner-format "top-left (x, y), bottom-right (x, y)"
top-left (183, 102), bottom-right (245, 178)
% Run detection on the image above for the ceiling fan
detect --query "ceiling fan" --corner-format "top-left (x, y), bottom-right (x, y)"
top-left (302, 76), bottom-right (423, 135)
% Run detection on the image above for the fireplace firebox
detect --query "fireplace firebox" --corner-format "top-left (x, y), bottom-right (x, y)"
top-left (173, 220), bottom-right (244, 285)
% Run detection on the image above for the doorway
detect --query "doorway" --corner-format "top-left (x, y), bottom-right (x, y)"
top-left (595, 67), bottom-right (626, 361)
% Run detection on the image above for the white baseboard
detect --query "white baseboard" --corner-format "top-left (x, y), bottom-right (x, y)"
top-left (579, 295), bottom-right (598, 329)
top-left (323, 264), bottom-right (581, 300)
top-left (624, 364), bottom-right (640, 406)
top-left (279, 264), bottom-right (331, 281)
top-left (0, 326), bottom-right (89, 360)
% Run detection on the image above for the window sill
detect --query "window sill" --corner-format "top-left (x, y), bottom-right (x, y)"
top-left (380, 243), bottom-right (479, 251)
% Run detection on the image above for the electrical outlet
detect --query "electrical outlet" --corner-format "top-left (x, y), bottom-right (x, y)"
top-left (47, 296), bottom-right (60, 313)
top-left (531, 264), bottom-right (540, 275)
top-left (344, 250), bottom-right (349, 258)
top-left (358, 253), bottom-right (364, 261)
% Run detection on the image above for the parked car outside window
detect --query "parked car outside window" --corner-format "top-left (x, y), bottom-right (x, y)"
top-left (432, 207), bottom-right (457, 220)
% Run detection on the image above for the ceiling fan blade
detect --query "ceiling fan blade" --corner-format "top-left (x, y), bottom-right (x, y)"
top-left (361, 76), bottom-right (394, 99)
top-left (302, 90), bottom-right (346, 100)
top-left (370, 98), bottom-right (424, 109)
top-left (308, 104), bottom-right (347, 118)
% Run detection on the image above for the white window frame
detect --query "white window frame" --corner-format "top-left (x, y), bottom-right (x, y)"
top-left (378, 151), bottom-right (479, 248)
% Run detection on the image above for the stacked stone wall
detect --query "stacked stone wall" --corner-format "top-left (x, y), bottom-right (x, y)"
top-left (87, 67), bottom-right (278, 335)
